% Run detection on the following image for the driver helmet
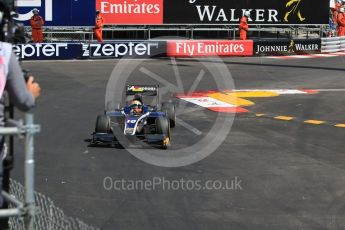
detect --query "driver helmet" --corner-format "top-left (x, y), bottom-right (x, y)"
top-left (130, 100), bottom-right (143, 114)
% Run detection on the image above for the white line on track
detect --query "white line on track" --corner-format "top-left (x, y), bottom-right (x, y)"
top-left (314, 89), bottom-right (345, 92)
top-left (233, 88), bottom-right (345, 93)
top-left (22, 59), bottom-right (150, 63)
top-left (176, 118), bottom-right (203, 136)
top-left (312, 54), bottom-right (338, 57)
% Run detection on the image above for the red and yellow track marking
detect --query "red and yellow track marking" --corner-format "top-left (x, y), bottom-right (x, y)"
top-left (274, 116), bottom-right (295, 121)
top-left (266, 51), bottom-right (345, 59)
top-left (178, 90), bottom-right (345, 129)
top-left (255, 114), bottom-right (345, 129)
top-left (208, 92), bottom-right (255, 106)
top-left (177, 89), bottom-right (318, 114)
top-left (304, 120), bottom-right (325, 125)
top-left (231, 91), bottom-right (279, 98)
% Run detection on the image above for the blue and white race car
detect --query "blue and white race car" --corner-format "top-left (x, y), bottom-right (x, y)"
top-left (91, 85), bottom-right (175, 149)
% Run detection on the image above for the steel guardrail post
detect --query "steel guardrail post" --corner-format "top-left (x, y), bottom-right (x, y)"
top-left (24, 114), bottom-right (37, 230)
top-left (318, 25), bottom-right (321, 38)
top-left (148, 26), bottom-right (151, 40)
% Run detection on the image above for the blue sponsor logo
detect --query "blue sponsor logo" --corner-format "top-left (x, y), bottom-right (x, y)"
top-left (15, 0), bottom-right (95, 26)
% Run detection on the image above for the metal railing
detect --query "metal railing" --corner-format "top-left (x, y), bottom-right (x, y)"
top-left (321, 36), bottom-right (345, 53)
top-left (0, 114), bottom-right (98, 230)
top-left (24, 25), bottom-right (328, 42)
top-left (0, 114), bottom-right (39, 230)
top-left (8, 180), bottom-right (99, 230)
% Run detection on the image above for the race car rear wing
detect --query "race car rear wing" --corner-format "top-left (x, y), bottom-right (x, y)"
top-left (126, 85), bottom-right (159, 96)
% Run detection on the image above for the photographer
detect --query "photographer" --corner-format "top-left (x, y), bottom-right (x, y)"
top-left (0, 0), bottom-right (40, 210)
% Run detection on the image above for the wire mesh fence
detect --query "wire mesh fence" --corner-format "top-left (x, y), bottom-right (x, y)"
top-left (43, 31), bottom-right (93, 42)
top-left (22, 25), bottom-right (328, 43)
top-left (8, 179), bottom-right (99, 230)
top-left (24, 27), bottom-right (94, 43)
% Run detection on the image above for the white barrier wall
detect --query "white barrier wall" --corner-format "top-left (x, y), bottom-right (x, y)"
top-left (321, 37), bottom-right (345, 53)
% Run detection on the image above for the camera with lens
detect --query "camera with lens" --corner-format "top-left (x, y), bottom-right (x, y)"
top-left (0, 0), bottom-right (29, 81)
top-left (0, 0), bottom-right (26, 44)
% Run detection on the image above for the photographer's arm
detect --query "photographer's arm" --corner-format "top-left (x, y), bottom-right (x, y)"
top-left (6, 53), bottom-right (40, 111)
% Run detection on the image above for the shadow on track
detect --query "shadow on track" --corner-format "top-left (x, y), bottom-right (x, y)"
top-left (156, 57), bottom-right (345, 72)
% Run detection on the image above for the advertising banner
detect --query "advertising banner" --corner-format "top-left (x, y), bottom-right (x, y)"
top-left (80, 41), bottom-right (166, 58)
top-left (97, 0), bottom-right (328, 25)
top-left (13, 43), bottom-right (81, 60)
top-left (14, 0), bottom-right (328, 26)
top-left (15, 0), bottom-right (95, 26)
top-left (13, 39), bottom-right (321, 60)
top-left (163, 0), bottom-right (328, 25)
top-left (167, 40), bottom-right (253, 57)
top-left (97, 0), bottom-right (163, 24)
top-left (14, 41), bottom-right (166, 60)
top-left (254, 39), bottom-right (321, 55)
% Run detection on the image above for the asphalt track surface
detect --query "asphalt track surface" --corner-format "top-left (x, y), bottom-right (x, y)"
top-left (10, 55), bottom-right (345, 229)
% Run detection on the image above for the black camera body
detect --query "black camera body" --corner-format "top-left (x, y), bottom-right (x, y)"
top-left (0, 0), bottom-right (26, 44)
top-left (0, 1), bottom-right (30, 81)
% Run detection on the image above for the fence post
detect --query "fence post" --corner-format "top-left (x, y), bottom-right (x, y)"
top-left (24, 114), bottom-right (36, 230)
top-left (148, 26), bottom-right (151, 40)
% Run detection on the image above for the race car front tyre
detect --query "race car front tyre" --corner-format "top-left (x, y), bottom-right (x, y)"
top-left (162, 102), bottom-right (176, 128)
top-left (155, 117), bottom-right (171, 149)
top-left (95, 115), bottom-right (111, 133)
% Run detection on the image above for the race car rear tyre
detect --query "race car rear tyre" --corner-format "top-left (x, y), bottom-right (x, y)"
top-left (95, 115), bottom-right (111, 133)
top-left (155, 117), bottom-right (171, 149)
top-left (162, 102), bottom-right (176, 128)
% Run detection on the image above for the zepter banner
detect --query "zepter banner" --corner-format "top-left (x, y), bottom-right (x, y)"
top-left (13, 42), bottom-right (166, 60)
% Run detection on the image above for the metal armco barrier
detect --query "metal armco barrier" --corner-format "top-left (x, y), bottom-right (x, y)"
top-left (0, 114), bottom-right (40, 230)
top-left (321, 36), bottom-right (345, 53)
